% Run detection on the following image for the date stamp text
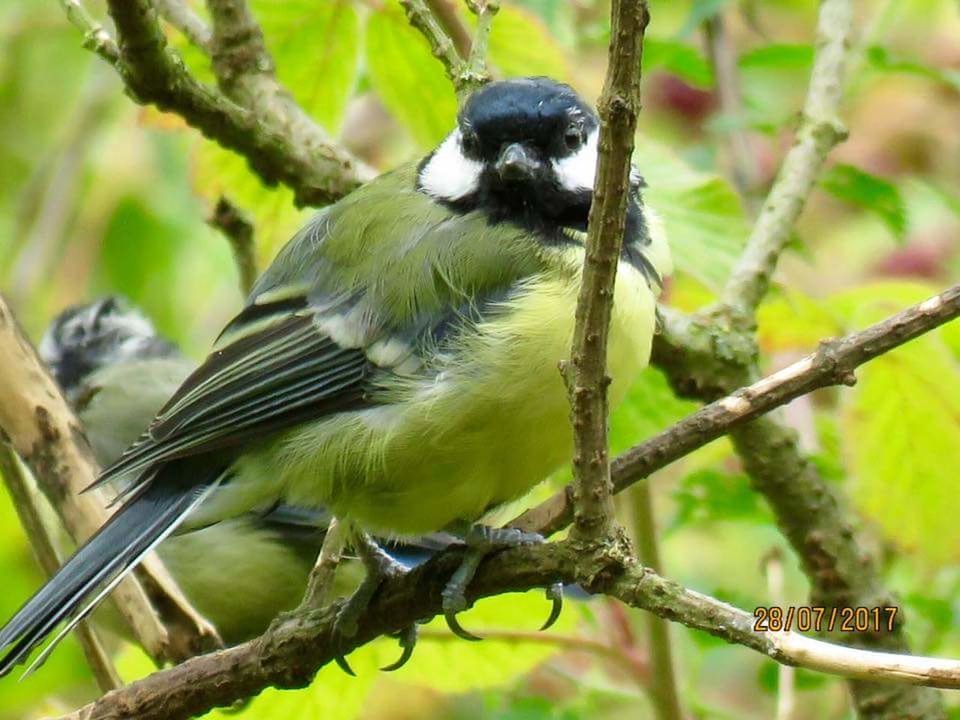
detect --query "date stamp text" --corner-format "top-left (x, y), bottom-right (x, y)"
top-left (753, 606), bottom-right (898, 633)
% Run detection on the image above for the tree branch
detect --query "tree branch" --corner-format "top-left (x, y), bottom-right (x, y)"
top-left (64, 0), bottom-right (371, 207)
top-left (207, 196), bottom-right (257, 295)
top-left (720, 0), bottom-right (852, 316)
top-left (0, 295), bottom-right (219, 665)
top-left (400, 0), bottom-right (498, 99)
top-left (54, 534), bottom-right (960, 720)
top-left (154, 0), bottom-right (213, 52)
top-left (565, 0), bottom-right (649, 541)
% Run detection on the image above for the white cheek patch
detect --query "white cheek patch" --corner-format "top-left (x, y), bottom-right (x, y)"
top-left (551, 129), bottom-right (599, 192)
top-left (418, 130), bottom-right (483, 201)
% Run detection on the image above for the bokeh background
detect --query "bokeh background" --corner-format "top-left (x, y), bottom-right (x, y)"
top-left (2, 0), bottom-right (960, 718)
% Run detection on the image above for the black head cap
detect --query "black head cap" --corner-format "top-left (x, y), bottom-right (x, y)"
top-left (458, 77), bottom-right (598, 161)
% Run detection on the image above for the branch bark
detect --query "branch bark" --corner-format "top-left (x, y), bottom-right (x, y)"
top-left (565, 0), bottom-right (649, 541)
top-left (720, 0), bottom-right (851, 316)
top-left (86, 0), bottom-right (370, 207)
top-left (54, 534), bottom-right (960, 720)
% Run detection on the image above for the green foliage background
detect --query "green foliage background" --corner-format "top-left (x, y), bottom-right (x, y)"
top-left (1, 0), bottom-right (960, 718)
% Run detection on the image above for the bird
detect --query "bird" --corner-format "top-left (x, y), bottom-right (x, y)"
top-left (37, 297), bottom-right (452, 647)
top-left (0, 76), bottom-right (670, 677)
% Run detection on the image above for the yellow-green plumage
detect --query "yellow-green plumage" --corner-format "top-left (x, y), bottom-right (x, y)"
top-left (223, 164), bottom-right (668, 536)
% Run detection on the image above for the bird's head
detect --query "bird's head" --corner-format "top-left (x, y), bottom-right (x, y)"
top-left (418, 77), bottom-right (623, 229)
top-left (39, 296), bottom-right (178, 399)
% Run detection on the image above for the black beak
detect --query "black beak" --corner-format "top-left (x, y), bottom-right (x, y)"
top-left (495, 143), bottom-right (539, 183)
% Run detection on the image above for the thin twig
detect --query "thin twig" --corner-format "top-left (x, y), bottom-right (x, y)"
top-left (720, 0), bottom-right (852, 315)
top-left (764, 549), bottom-right (796, 720)
top-left (400, 0), bottom-right (468, 85)
top-left (703, 11), bottom-right (759, 209)
top-left (565, 0), bottom-right (649, 541)
top-left (58, 0), bottom-right (120, 66)
top-left (627, 484), bottom-right (684, 720)
top-left (155, 0), bottom-right (213, 52)
top-left (0, 446), bottom-right (121, 693)
top-left (513, 283), bottom-right (960, 536)
top-left (70, 0), bottom-right (371, 206)
top-left (400, 0), bottom-right (498, 99)
top-left (464, 0), bottom-right (499, 86)
top-left (208, 197), bottom-right (257, 295)
top-left (424, 0), bottom-right (473, 57)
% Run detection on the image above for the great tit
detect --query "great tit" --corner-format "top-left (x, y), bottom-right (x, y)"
top-left (0, 77), bottom-right (670, 675)
top-left (37, 297), bottom-right (449, 646)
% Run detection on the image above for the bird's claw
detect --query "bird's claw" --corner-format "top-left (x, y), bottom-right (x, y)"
top-left (332, 532), bottom-right (409, 676)
top-left (540, 582), bottom-right (563, 631)
top-left (380, 624), bottom-right (418, 671)
top-left (441, 525), bottom-right (562, 640)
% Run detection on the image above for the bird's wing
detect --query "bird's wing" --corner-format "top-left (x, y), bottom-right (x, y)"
top-left (93, 165), bottom-right (546, 494)
top-left (93, 310), bottom-right (373, 492)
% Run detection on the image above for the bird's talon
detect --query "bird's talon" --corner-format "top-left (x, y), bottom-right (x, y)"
top-left (335, 654), bottom-right (356, 676)
top-left (380, 625), bottom-right (418, 671)
top-left (540, 583), bottom-right (563, 631)
top-left (445, 610), bottom-right (483, 641)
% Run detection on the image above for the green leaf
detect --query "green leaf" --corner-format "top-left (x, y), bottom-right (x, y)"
top-left (820, 164), bottom-right (908, 242)
top-left (738, 44), bottom-right (814, 72)
top-left (382, 590), bottom-right (579, 693)
top-left (610, 367), bottom-right (697, 455)
top-left (675, 0), bottom-right (732, 39)
top-left (365, 5), bottom-right (458, 150)
top-left (254, 0), bottom-right (362, 134)
top-left (635, 138), bottom-right (748, 291)
top-left (644, 38), bottom-right (713, 89)
top-left (842, 323), bottom-right (960, 565)
top-left (757, 289), bottom-right (843, 353)
top-left (866, 45), bottom-right (960, 93)
top-left (487, 4), bottom-right (571, 80)
top-left (670, 469), bottom-right (770, 532)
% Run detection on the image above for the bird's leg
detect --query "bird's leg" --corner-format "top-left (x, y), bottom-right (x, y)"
top-left (333, 531), bottom-right (418, 674)
top-left (442, 524), bottom-right (563, 641)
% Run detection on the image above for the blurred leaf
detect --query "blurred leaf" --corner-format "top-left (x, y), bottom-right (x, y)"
top-left (509, 0), bottom-right (577, 45)
top-left (254, 0), bottom-right (361, 134)
top-left (866, 46), bottom-right (960, 92)
top-left (675, 0), bottom-right (732, 39)
top-left (365, 5), bottom-right (458, 149)
top-left (384, 591), bottom-right (578, 693)
top-left (757, 289), bottom-right (843, 353)
top-left (669, 469), bottom-right (769, 531)
top-left (820, 164), bottom-right (908, 242)
top-left (636, 139), bottom-right (749, 291)
top-left (610, 367), bottom-right (697, 454)
top-left (842, 319), bottom-right (960, 565)
top-left (644, 39), bottom-right (713, 89)
top-left (488, 4), bottom-right (571, 81)
top-left (738, 44), bottom-right (814, 72)
top-left (757, 661), bottom-right (829, 693)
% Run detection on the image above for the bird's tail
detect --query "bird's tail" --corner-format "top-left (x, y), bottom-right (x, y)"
top-left (0, 478), bottom-right (216, 677)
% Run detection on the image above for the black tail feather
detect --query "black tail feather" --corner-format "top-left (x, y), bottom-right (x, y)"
top-left (0, 480), bottom-right (213, 677)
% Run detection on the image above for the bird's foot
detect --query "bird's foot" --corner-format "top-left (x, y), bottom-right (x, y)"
top-left (442, 525), bottom-right (563, 641)
top-left (333, 533), bottom-right (418, 675)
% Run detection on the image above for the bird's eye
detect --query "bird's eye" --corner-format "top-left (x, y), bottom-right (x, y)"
top-left (564, 126), bottom-right (583, 151)
top-left (460, 130), bottom-right (480, 156)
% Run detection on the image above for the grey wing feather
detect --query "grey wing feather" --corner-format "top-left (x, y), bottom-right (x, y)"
top-left (93, 313), bottom-right (374, 491)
